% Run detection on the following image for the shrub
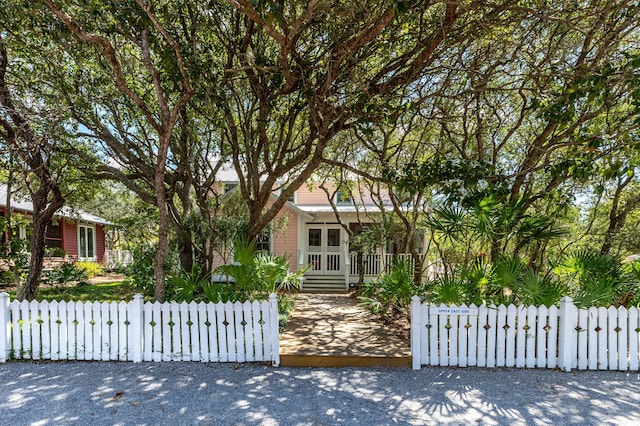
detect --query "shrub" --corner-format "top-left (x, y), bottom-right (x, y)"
top-left (44, 247), bottom-right (67, 258)
top-left (211, 238), bottom-right (306, 302)
top-left (554, 250), bottom-right (638, 308)
top-left (418, 250), bottom-right (640, 308)
top-left (358, 257), bottom-right (416, 321)
top-left (169, 266), bottom-right (211, 302)
top-left (125, 247), bottom-right (156, 295)
top-left (76, 261), bottom-right (105, 278)
top-left (168, 238), bottom-right (306, 304)
top-left (43, 262), bottom-right (89, 286)
top-left (125, 245), bottom-right (178, 297)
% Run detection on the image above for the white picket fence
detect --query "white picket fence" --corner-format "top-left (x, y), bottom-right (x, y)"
top-left (0, 293), bottom-right (280, 365)
top-left (411, 296), bottom-right (640, 371)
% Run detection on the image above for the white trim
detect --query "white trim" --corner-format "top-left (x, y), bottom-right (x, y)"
top-left (77, 223), bottom-right (97, 261)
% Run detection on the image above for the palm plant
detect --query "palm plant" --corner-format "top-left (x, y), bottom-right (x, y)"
top-left (358, 257), bottom-right (415, 319)
top-left (554, 250), bottom-right (627, 307)
top-left (515, 268), bottom-right (566, 307)
top-left (427, 274), bottom-right (468, 305)
top-left (213, 237), bottom-right (306, 302)
top-left (169, 266), bottom-right (211, 302)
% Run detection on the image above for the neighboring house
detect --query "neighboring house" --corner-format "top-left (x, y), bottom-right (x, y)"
top-left (214, 173), bottom-right (427, 292)
top-left (0, 184), bottom-right (110, 263)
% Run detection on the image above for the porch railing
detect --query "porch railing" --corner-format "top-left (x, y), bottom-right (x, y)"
top-left (348, 253), bottom-right (422, 277)
top-left (105, 250), bottom-right (134, 268)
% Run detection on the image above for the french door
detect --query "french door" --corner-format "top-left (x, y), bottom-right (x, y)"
top-left (306, 226), bottom-right (343, 275)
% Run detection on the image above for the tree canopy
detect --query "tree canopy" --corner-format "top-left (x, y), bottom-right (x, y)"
top-left (1, 0), bottom-right (639, 300)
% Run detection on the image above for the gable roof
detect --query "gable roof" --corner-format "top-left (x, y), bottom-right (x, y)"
top-left (0, 184), bottom-right (112, 226)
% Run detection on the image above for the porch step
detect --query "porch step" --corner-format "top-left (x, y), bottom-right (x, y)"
top-left (301, 276), bottom-right (347, 293)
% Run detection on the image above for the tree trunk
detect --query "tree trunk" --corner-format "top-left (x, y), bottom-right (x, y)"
top-left (490, 237), bottom-right (501, 263)
top-left (409, 244), bottom-right (422, 286)
top-left (357, 252), bottom-right (365, 286)
top-left (17, 188), bottom-right (64, 301)
top-left (178, 232), bottom-right (194, 272)
top-left (153, 132), bottom-right (172, 302)
top-left (600, 176), bottom-right (640, 255)
top-left (18, 216), bottom-right (47, 301)
top-left (153, 184), bottom-right (169, 302)
top-left (600, 216), bottom-right (619, 255)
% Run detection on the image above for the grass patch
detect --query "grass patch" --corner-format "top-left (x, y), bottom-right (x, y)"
top-left (38, 281), bottom-right (139, 302)
top-left (4, 281), bottom-right (140, 302)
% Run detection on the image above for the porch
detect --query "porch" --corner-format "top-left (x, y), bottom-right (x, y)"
top-left (296, 220), bottom-right (428, 292)
top-left (300, 252), bottom-right (426, 292)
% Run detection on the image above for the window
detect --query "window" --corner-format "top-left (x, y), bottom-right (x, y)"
top-left (256, 229), bottom-right (271, 254)
top-left (327, 228), bottom-right (340, 247)
top-left (287, 191), bottom-right (296, 203)
top-left (78, 224), bottom-right (96, 260)
top-left (224, 183), bottom-right (238, 193)
top-left (335, 190), bottom-right (353, 204)
top-left (45, 221), bottom-right (62, 248)
top-left (308, 228), bottom-right (321, 247)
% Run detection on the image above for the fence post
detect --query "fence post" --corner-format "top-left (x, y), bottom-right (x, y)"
top-left (269, 293), bottom-right (280, 367)
top-left (411, 295), bottom-right (421, 370)
top-left (558, 296), bottom-right (577, 372)
top-left (0, 293), bottom-right (9, 362)
top-left (129, 294), bottom-right (144, 363)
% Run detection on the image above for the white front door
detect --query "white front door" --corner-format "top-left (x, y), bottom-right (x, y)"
top-left (306, 226), bottom-right (343, 275)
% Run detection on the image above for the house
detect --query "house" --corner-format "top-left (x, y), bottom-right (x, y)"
top-left (214, 173), bottom-right (427, 292)
top-left (0, 184), bottom-right (110, 263)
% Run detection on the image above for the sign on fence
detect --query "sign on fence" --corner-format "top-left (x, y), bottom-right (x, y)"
top-left (433, 307), bottom-right (479, 316)
top-left (0, 293), bottom-right (280, 366)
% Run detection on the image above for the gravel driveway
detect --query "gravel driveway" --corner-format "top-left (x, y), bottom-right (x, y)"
top-left (0, 361), bottom-right (638, 425)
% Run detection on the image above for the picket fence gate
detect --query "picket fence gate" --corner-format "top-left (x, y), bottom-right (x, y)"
top-left (0, 293), bottom-right (280, 365)
top-left (411, 296), bottom-right (640, 371)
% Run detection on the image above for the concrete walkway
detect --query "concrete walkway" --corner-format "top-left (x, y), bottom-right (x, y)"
top-left (279, 293), bottom-right (411, 367)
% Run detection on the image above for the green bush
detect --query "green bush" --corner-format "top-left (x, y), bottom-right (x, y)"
top-left (358, 257), bottom-right (416, 321)
top-left (125, 245), bottom-right (178, 297)
top-left (554, 250), bottom-right (640, 308)
top-left (125, 247), bottom-right (156, 295)
top-left (167, 238), bottom-right (305, 304)
top-left (211, 238), bottom-right (306, 302)
top-left (44, 247), bottom-right (67, 258)
top-left (76, 261), bottom-right (105, 278)
top-left (43, 262), bottom-right (89, 286)
top-left (419, 250), bottom-right (640, 308)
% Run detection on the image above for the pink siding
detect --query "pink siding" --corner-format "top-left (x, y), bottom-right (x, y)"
top-left (295, 183), bottom-right (331, 205)
top-left (272, 206), bottom-right (299, 272)
top-left (210, 202), bottom-right (300, 272)
top-left (295, 182), bottom-right (376, 205)
top-left (62, 219), bottom-right (78, 260)
top-left (96, 225), bottom-right (106, 263)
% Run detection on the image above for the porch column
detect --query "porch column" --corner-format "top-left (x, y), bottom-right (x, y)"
top-left (297, 216), bottom-right (305, 290)
top-left (343, 228), bottom-right (350, 291)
